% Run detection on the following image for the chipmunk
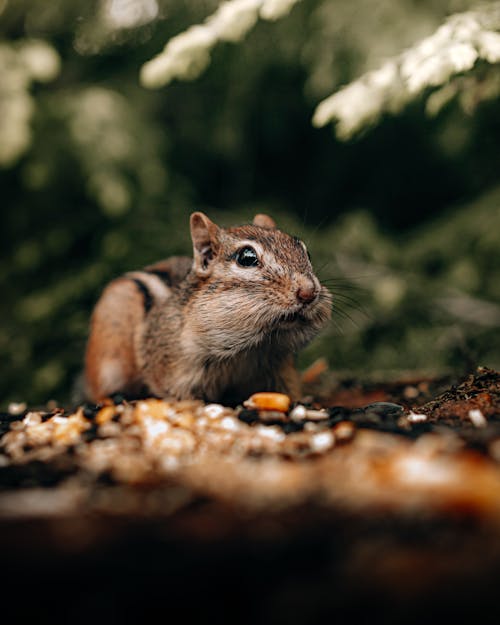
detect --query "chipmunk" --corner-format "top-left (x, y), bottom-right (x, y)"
top-left (84, 212), bottom-right (332, 405)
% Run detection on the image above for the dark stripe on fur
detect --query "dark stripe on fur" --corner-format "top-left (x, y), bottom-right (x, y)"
top-left (146, 269), bottom-right (172, 286)
top-left (132, 278), bottom-right (153, 313)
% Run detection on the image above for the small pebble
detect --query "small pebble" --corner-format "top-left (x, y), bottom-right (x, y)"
top-left (110, 393), bottom-right (126, 405)
top-left (204, 404), bottom-right (226, 420)
top-left (281, 421), bottom-right (304, 434)
top-left (23, 412), bottom-right (42, 427)
top-left (289, 405), bottom-right (307, 422)
top-left (304, 409), bottom-right (329, 421)
top-left (82, 404), bottom-right (99, 420)
top-left (468, 409), bottom-right (487, 428)
top-left (333, 421), bottom-right (356, 442)
top-left (310, 431), bottom-right (335, 453)
top-left (290, 405), bottom-right (328, 422)
top-left (407, 411), bottom-right (427, 423)
top-left (362, 402), bottom-right (405, 418)
top-left (220, 416), bottom-right (241, 432)
top-left (237, 409), bottom-right (259, 425)
top-left (8, 402), bottom-right (26, 416)
top-left (255, 425), bottom-right (286, 442)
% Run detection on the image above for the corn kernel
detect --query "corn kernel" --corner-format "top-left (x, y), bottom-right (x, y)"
top-left (243, 392), bottom-right (291, 413)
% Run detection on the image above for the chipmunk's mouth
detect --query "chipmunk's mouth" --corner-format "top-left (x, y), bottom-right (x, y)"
top-left (276, 298), bottom-right (322, 327)
top-left (278, 310), bottom-right (306, 324)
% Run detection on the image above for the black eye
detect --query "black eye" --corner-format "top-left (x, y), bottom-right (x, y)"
top-left (235, 246), bottom-right (259, 267)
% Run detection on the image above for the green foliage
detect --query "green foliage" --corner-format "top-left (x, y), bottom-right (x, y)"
top-left (299, 188), bottom-right (500, 375)
top-left (1, 0), bottom-right (499, 406)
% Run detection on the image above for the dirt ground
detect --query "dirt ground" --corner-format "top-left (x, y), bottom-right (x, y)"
top-left (1, 366), bottom-right (499, 625)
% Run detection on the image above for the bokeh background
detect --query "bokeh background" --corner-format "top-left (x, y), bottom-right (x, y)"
top-left (1, 0), bottom-right (499, 406)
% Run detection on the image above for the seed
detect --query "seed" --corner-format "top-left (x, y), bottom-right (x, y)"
top-left (310, 431), bottom-right (335, 453)
top-left (255, 425), bottom-right (286, 442)
top-left (407, 411), bottom-right (427, 423)
top-left (175, 412), bottom-right (195, 429)
top-left (304, 409), bottom-right (329, 421)
top-left (204, 404), bottom-right (226, 419)
top-left (333, 421), bottom-right (356, 441)
top-left (244, 393), bottom-right (291, 413)
top-left (289, 405), bottom-right (307, 422)
top-left (82, 404), bottom-right (98, 420)
top-left (290, 405), bottom-right (329, 422)
top-left (135, 399), bottom-right (169, 420)
top-left (219, 416), bottom-right (241, 432)
top-left (53, 413), bottom-right (89, 445)
top-left (95, 405), bottom-right (117, 425)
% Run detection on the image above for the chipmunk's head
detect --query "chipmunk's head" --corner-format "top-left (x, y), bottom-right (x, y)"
top-left (188, 212), bottom-right (332, 355)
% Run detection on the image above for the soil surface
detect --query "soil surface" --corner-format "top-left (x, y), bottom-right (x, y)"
top-left (1, 367), bottom-right (500, 625)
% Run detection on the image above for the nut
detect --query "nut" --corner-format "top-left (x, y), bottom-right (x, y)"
top-left (243, 392), bottom-right (291, 413)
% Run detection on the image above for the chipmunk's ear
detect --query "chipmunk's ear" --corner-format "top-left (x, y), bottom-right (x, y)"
top-left (190, 212), bottom-right (220, 277)
top-left (253, 214), bottom-right (276, 229)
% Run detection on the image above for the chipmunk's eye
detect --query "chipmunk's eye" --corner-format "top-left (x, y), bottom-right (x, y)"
top-left (235, 246), bottom-right (259, 267)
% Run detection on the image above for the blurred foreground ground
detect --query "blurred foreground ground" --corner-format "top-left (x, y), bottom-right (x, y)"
top-left (1, 367), bottom-right (499, 624)
top-left (1, 0), bottom-right (500, 405)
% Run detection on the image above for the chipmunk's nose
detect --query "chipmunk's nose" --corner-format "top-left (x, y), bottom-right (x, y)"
top-left (296, 277), bottom-right (318, 304)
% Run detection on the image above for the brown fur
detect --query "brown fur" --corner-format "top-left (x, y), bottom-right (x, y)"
top-left (84, 213), bottom-right (331, 404)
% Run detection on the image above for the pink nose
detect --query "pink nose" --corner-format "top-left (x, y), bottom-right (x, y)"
top-left (297, 281), bottom-right (317, 304)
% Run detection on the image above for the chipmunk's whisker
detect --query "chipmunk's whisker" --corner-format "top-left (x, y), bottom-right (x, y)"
top-left (315, 261), bottom-right (333, 275)
top-left (323, 281), bottom-right (372, 326)
top-left (331, 303), bottom-right (360, 325)
top-left (326, 312), bottom-right (345, 335)
top-left (329, 291), bottom-right (364, 306)
top-left (301, 216), bottom-right (330, 248)
top-left (320, 278), bottom-right (366, 290)
top-left (320, 273), bottom-right (377, 282)
top-left (321, 278), bottom-right (368, 305)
